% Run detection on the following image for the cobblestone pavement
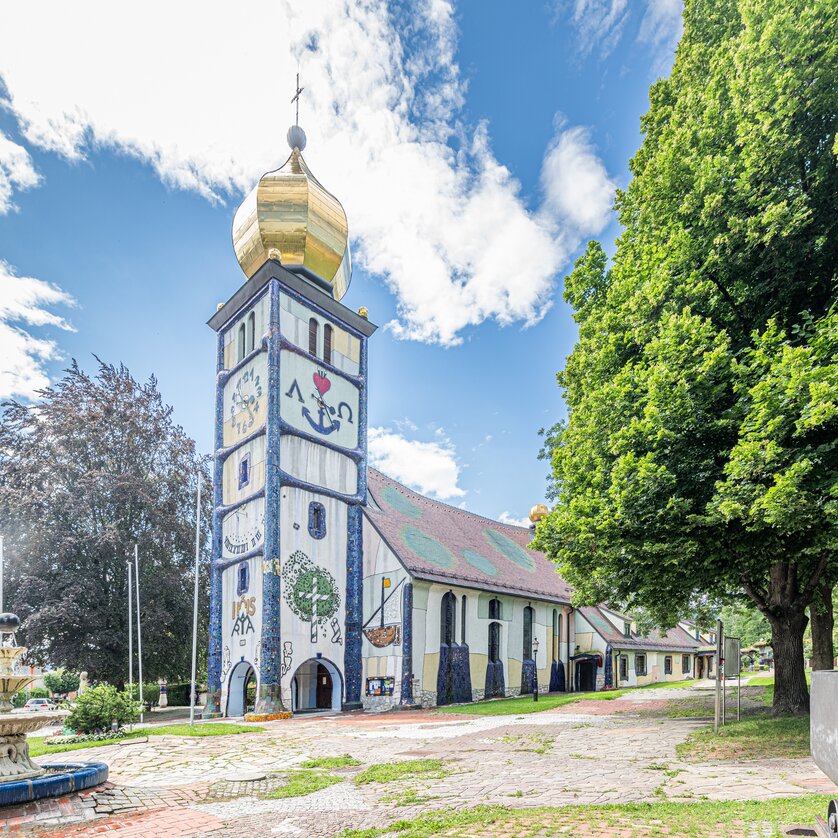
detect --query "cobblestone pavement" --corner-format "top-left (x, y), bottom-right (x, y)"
top-left (4, 687), bottom-right (835, 837)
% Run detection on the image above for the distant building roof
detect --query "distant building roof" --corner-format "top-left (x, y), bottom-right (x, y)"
top-left (579, 606), bottom-right (702, 653)
top-left (364, 468), bottom-right (572, 604)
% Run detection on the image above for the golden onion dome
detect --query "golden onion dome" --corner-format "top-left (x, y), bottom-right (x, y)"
top-left (529, 503), bottom-right (549, 523)
top-left (232, 126), bottom-right (351, 300)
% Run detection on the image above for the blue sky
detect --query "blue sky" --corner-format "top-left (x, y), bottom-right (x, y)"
top-left (0, 0), bottom-right (681, 524)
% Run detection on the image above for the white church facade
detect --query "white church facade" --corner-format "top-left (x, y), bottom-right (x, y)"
top-left (205, 122), bottom-right (703, 719)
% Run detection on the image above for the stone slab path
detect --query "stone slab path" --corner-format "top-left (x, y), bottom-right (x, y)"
top-left (5, 690), bottom-right (835, 837)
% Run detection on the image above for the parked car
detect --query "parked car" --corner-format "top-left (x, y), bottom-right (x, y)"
top-left (23, 698), bottom-right (57, 711)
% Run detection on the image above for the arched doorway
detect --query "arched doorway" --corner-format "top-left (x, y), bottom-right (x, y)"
top-left (291, 658), bottom-right (342, 712)
top-left (226, 661), bottom-right (256, 717)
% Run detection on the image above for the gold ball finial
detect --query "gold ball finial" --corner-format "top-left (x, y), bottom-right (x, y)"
top-left (358, 306), bottom-right (369, 319)
top-left (529, 503), bottom-right (549, 523)
top-left (267, 248), bottom-right (281, 262)
top-left (216, 302), bottom-right (225, 311)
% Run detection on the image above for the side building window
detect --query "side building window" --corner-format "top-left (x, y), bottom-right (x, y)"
top-left (664, 655), bottom-right (672, 675)
top-left (619, 655), bottom-right (628, 681)
top-left (461, 595), bottom-right (467, 645)
top-left (441, 592), bottom-right (457, 646)
top-left (523, 605), bottom-right (533, 660)
top-left (552, 609), bottom-right (560, 662)
top-left (682, 654), bottom-right (690, 674)
top-left (309, 317), bottom-right (319, 356)
top-left (308, 502), bottom-right (326, 539)
top-left (488, 621), bottom-right (501, 663)
top-left (635, 653), bottom-right (647, 676)
top-left (489, 598), bottom-right (501, 620)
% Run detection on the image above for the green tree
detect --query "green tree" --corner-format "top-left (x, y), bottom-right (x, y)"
top-left (535, 0), bottom-right (837, 715)
top-left (0, 360), bottom-right (212, 685)
top-left (43, 669), bottom-right (81, 698)
top-left (719, 603), bottom-right (770, 647)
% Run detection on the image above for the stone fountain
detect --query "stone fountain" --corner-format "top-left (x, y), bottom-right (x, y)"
top-left (0, 613), bottom-right (108, 805)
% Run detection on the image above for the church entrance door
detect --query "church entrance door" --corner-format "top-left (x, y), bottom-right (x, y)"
top-left (226, 661), bottom-right (256, 717)
top-left (291, 658), bottom-right (342, 712)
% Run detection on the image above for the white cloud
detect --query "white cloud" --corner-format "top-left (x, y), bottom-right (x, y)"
top-left (0, 0), bottom-right (615, 347)
top-left (638, 0), bottom-right (684, 74)
top-left (562, 0), bottom-right (629, 58)
top-left (0, 130), bottom-right (40, 213)
top-left (540, 121), bottom-right (616, 235)
top-left (369, 426), bottom-right (464, 500)
top-left (0, 262), bottom-right (75, 400)
top-left (497, 511), bottom-right (532, 528)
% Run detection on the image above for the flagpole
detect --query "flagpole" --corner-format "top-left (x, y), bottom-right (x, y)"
top-left (189, 478), bottom-right (201, 726)
top-left (134, 544), bottom-right (144, 724)
top-left (127, 559), bottom-right (133, 700)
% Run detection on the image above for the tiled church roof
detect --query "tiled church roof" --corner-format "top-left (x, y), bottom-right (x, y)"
top-left (364, 468), bottom-right (572, 604)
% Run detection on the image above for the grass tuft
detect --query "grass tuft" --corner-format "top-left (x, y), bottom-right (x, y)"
top-left (265, 771), bottom-right (343, 799)
top-left (355, 758), bottom-right (447, 785)
top-left (299, 754), bottom-right (361, 770)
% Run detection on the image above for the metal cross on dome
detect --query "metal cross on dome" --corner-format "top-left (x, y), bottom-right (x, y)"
top-left (291, 73), bottom-right (304, 126)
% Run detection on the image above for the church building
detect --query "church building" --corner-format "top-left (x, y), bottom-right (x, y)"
top-left (205, 122), bottom-right (698, 718)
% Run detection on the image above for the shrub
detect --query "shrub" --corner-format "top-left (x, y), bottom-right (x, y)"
top-left (163, 682), bottom-right (193, 707)
top-left (127, 683), bottom-right (160, 706)
top-left (68, 684), bottom-right (141, 733)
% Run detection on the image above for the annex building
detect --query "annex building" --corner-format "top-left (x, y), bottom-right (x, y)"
top-left (205, 122), bottom-right (714, 718)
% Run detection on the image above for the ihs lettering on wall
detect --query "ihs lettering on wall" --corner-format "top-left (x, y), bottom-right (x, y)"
top-left (281, 641), bottom-right (293, 678)
top-left (283, 550), bottom-right (341, 644)
top-left (231, 595), bottom-right (257, 641)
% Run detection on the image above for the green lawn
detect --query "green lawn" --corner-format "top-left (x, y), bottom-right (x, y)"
top-left (338, 798), bottom-right (831, 838)
top-left (29, 722), bottom-right (262, 758)
top-left (675, 715), bottom-right (810, 762)
top-left (436, 679), bottom-right (701, 716)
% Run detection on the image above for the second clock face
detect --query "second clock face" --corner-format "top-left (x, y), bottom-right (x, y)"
top-left (222, 496), bottom-right (265, 558)
top-left (223, 353), bottom-right (267, 447)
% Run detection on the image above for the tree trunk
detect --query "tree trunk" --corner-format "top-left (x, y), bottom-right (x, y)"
top-left (768, 611), bottom-right (810, 716)
top-left (810, 579), bottom-right (835, 671)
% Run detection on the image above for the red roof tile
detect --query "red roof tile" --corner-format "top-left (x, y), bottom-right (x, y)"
top-left (364, 468), bottom-right (572, 603)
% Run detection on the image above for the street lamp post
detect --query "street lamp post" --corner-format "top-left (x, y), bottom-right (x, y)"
top-left (533, 636), bottom-right (540, 702)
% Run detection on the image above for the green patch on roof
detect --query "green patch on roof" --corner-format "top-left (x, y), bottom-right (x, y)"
top-left (380, 485), bottom-right (422, 519)
top-left (402, 526), bottom-right (456, 569)
top-left (462, 549), bottom-right (498, 577)
top-left (484, 528), bottom-right (536, 572)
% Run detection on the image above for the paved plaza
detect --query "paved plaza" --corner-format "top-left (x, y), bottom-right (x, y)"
top-left (5, 685), bottom-right (835, 837)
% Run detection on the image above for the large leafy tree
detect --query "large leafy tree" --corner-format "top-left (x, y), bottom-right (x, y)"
top-left (0, 361), bottom-right (211, 685)
top-left (535, 0), bottom-right (837, 714)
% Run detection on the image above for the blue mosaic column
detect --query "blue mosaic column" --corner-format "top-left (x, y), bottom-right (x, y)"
top-left (343, 334), bottom-right (368, 711)
top-left (206, 330), bottom-right (225, 715)
top-left (400, 582), bottom-right (413, 704)
top-left (255, 278), bottom-right (284, 714)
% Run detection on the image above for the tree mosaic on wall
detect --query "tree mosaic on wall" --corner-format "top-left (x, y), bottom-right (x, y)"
top-left (283, 550), bottom-right (341, 643)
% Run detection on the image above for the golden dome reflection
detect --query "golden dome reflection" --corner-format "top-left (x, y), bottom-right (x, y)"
top-left (232, 126), bottom-right (351, 300)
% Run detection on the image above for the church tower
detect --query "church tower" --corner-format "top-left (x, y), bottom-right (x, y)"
top-left (206, 122), bottom-right (375, 717)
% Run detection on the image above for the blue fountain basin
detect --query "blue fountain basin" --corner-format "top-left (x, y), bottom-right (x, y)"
top-left (0, 761), bottom-right (108, 806)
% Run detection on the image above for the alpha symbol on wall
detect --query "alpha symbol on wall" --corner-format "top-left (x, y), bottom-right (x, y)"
top-left (283, 550), bottom-right (341, 644)
top-left (285, 370), bottom-right (354, 438)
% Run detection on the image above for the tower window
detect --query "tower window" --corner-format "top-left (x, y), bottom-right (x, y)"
top-left (308, 501), bottom-right (326, 539)
top-left (323, 324), bottom-right (333, 365)
top-left (237, 563), bottom-right (249, 596)
top-left (308, 317), bottom-right (318, 356)
top-left (238, 323), bottom-right (246, 362)
top-left (441, 592), bottom-right (456, 646)
top-left (238, 454), bottom-right (250, 490)
top-left (523, 605), bottom-right (533, 660)
top-left (247, 312), bottom-right (256, 354)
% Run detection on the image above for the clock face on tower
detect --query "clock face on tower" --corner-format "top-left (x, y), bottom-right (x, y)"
top-left (223, 353), bottom-right (268, 447)
top-left (222, 496), bottom-right (266, 558)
